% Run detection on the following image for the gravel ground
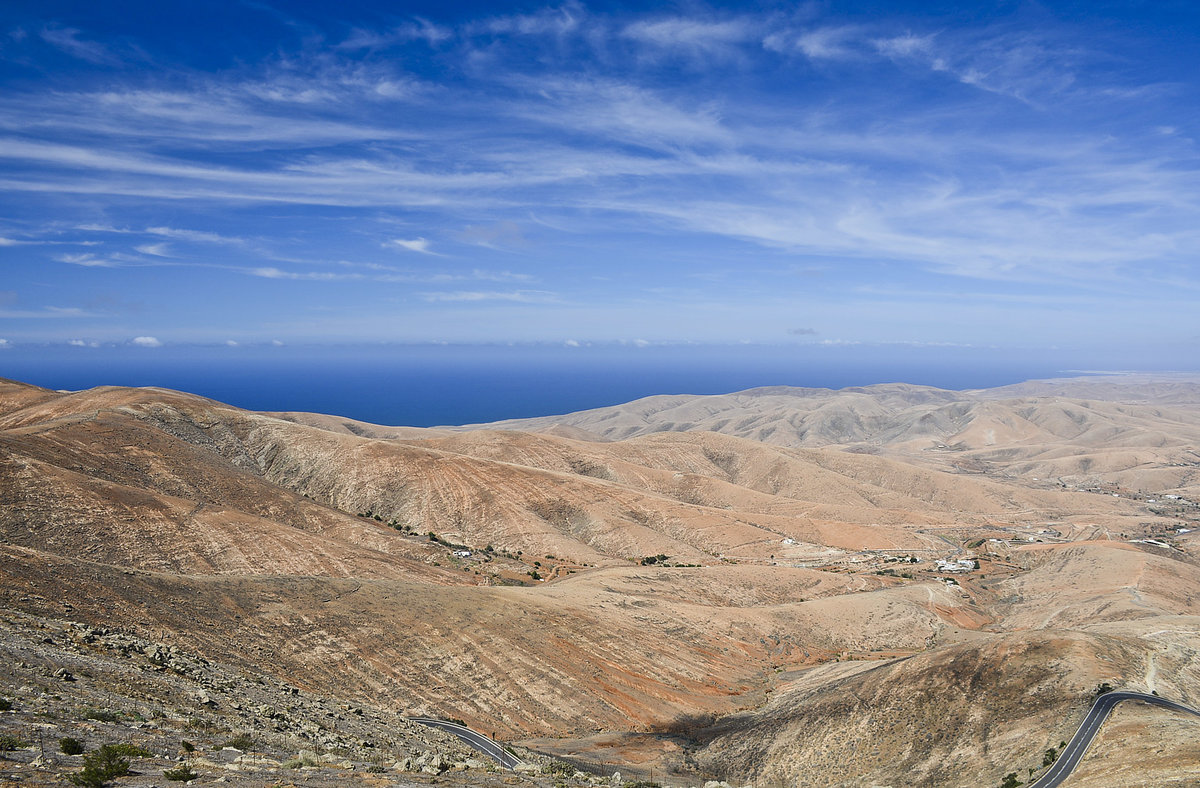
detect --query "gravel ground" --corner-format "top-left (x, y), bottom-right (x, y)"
top-left (0, 610), bottom-right (613, 788)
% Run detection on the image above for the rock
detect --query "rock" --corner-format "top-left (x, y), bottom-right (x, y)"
top-left (234, 754), bottom-right (281, 767)
top-left (53, 667), bottom-right (75, 681)
top-left (420, 753), bottom-right (446, 774)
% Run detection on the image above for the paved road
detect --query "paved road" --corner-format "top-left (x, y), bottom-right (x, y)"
top-left (1027, 690), bottom-right (1200, 788)
top-left (408, 717), bottom-right (524, 769)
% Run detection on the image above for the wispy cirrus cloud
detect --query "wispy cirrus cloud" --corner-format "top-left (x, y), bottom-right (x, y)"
top-left (419, 290), bottom-right (557, 303)
top-left (134, 242), bottom-right (171, 256)
top-left (248, 267), bottom-right (359, 281)
top-left (2, 4), bottom-right (1197, 350)
top-left (622, 16), bottom-right (758, 59)
top-left (39, 26), bottom-right (124, 65)
top-left (471, 3), bottom-right (586, 38)
top-left (0, 306), bottom-right (94, 318)
top-left (764, 25), bottom-right (863, 60)
top-left (387, 237), bottom-right (437, 254)
top-left (336, 20), bottom-right (451, 50)
top-left (76, 224), bottom-right (244, 245)
top-left (55, 252), bottom-right (122, 268)
top-left (54, 251), bottom-right (182, 268)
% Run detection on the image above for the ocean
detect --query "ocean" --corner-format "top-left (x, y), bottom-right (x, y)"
top-left (0, 343), bottom-right (1132, 427)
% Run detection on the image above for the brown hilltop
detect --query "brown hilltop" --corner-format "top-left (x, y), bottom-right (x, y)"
top-left (2, 374), bottom-right (1200, 787)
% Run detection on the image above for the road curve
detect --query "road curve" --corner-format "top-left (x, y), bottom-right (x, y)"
top-left (408, 717), bottom-right (525, 770)
top-left (1026, 690), bottom-right (1200, 788)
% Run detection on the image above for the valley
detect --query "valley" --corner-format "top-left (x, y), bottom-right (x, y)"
top-left (2, 374), bottom-right (1199, 787)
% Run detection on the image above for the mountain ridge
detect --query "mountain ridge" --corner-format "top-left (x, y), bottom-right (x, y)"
top-left (2, 374), bottom-right (1199, 787)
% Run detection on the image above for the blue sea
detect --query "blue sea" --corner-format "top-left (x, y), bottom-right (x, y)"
top-left (0, 343), bottom-right (1163, 427)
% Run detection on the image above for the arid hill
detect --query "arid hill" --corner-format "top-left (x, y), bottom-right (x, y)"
top-left (2, 375), bottom-right (1198, 788)
top-left (462, 375), bottom-right (1200, 499)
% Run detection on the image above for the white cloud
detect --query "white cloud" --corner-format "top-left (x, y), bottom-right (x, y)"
top-left (67, 339), bottom-right (99, 347)
top-left (144, 226), bottom-right (242, 244)
top-left (564, 338), bottom-right (580, 347)
top-left (387, 237), bottom-right (436, 254)
top-left (419, 290), bottom-right (556, 303)
top-left (0, 306), bottom-right (94, 319)
top-left (873, 33), bottom-right (936, 58)
top-left (622, 17), bottom-right (757, 57)
top-left (225, 340), bottom-right (239, 346)
top-left (76, 224), bottom-right (243, 245)
top-left (522, 78), bottom-right (733, 150)
top-left (135, 243), bottom-right (171, 256)
top-left (336, 20), bottom-right (451, 50)
top-left (471, 269), bottom-right (533, 282)
top-left (39, 26), bottom-right (121, 65)
top-left (0, 338), bottom-right (9, 349)
top-left (248, 267), bottom-right (358, 281)
top-left (56, 253), bottom-right (115, 267)
top-left (131, 336), bottom-right (162, 347)
top-left (764, 26), bottom-right (862, 60)
top-left (476, 3), bottom-right (585, 38)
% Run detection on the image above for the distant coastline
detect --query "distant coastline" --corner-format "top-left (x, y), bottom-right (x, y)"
top-left (4, 342), bottom-right (1193, 427)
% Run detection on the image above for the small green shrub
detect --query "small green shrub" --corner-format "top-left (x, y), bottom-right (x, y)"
top-left (163, 763), bottom-right (198, 781)
top-left (184, 716), bottom-right (219, 732)
top-left (0, 733), bottom-right (31, 751)
top-left (70, 744), bottom-right (135, 787)
top-left (0, 697), bottom-right (12, 711)
top-left (60, 737), bottom-right (86, 755)
top-left (999, 772), bottom-right (1023, 788)
top-left (103, 743), bottom-right (151, 757)
top-left (79, 707), bottom-right (121, 722)
top-left (180, 740), bottom-right (195, 753)
top-left (222, 733), bottom-right (255, 751)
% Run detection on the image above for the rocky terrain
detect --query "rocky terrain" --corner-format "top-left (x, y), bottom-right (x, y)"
top-left (2, 374), bottom-right (1199, 787)
top-left (0, 609), bottom-right (566, 787)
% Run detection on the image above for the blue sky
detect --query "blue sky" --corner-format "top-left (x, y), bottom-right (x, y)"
top-left (1, 1), bottom-right (1199, 364)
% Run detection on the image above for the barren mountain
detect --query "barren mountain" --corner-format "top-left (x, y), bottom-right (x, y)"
top-left (2, 375), bottom-right (1199, 788)
top-left (463, 375), bottom-right (1200, 500)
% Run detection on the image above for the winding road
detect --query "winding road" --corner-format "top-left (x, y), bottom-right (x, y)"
top-left (408, 717), bottom-right (525, 769)
top-left (410, 690), bottom-right (1200, 780)
top-left (1026, 690), bottom-right (1200, 788)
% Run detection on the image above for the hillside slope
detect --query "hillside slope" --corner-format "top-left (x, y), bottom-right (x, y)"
top-left (2, 375), bottom-right (1199, 787)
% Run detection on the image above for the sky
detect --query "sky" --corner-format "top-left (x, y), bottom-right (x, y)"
top-left (1, 0), bottom-right (1199, 368)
